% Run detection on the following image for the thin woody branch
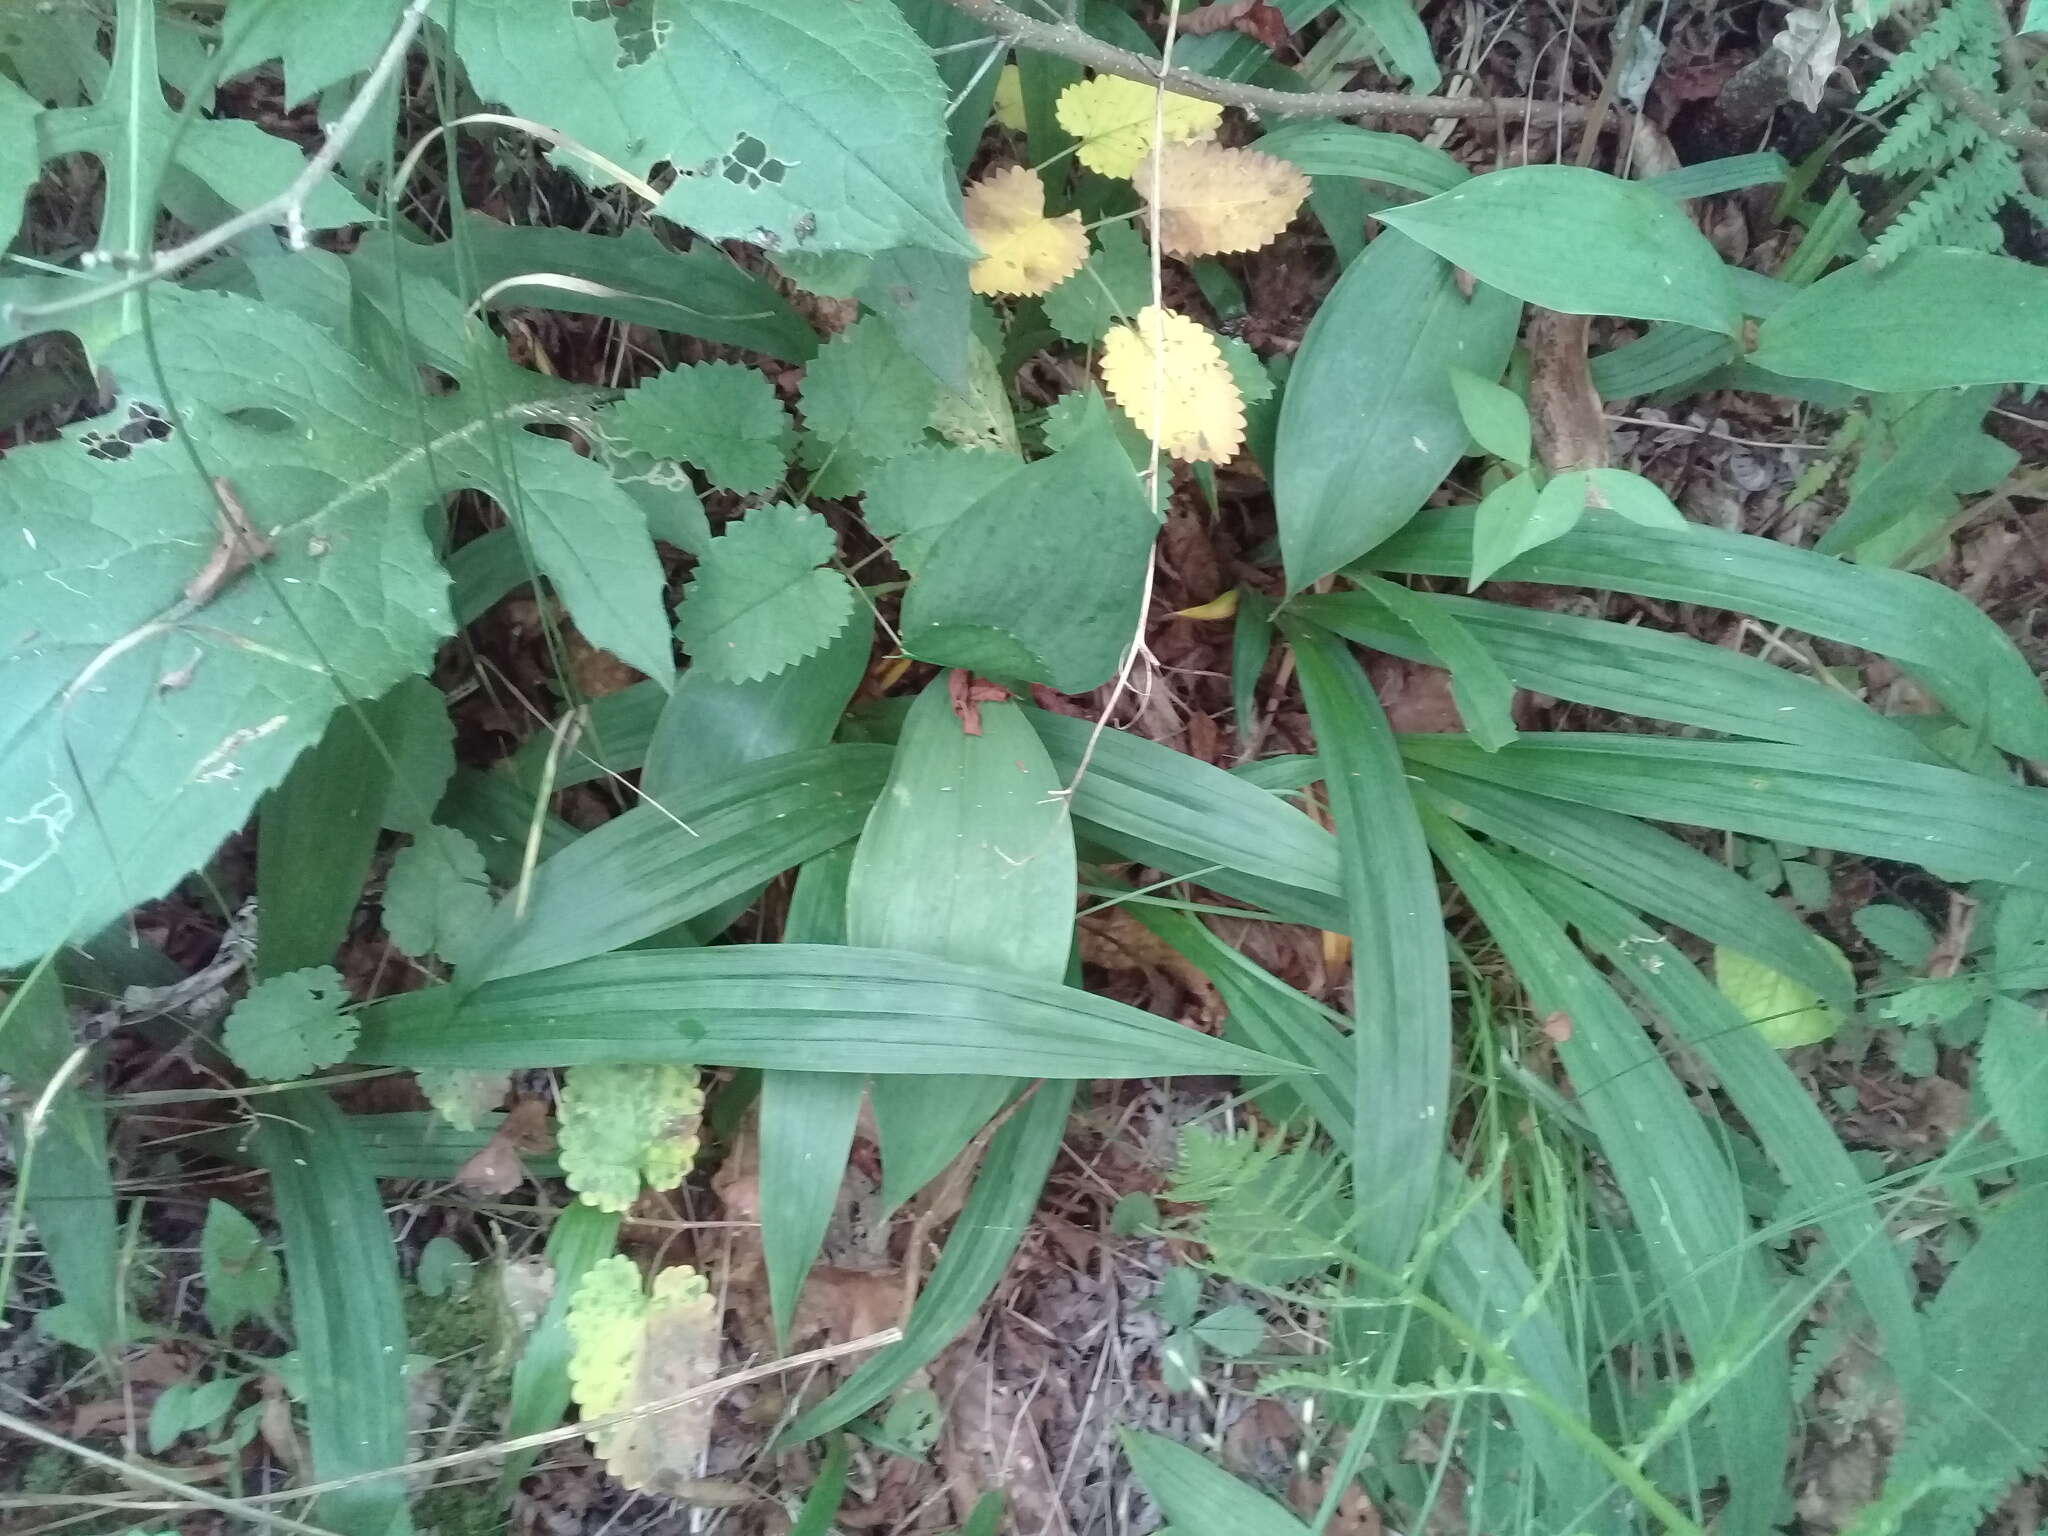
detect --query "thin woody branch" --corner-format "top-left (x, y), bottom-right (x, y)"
top-left (935, 0), bottom-right (1591, 123)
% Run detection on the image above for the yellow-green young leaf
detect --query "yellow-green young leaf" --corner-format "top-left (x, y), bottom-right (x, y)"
top-left (1447, 367), bottom-right (1531, 469)
top-left (223, 967), bottom-right (356, 1082)
top-left (671, 503), bottom-right (857, 684)
top-left (1716, 944), bottom-right (1848, 1047)
top-left (567, 1256), bottom-right (722, 1494)
top-left (558, 1064), bottom-right (705, 1212)
top-left (1054, 75), bottom-right (1222, 177)
top-left (417, 1068), bottom-right (512, 1132)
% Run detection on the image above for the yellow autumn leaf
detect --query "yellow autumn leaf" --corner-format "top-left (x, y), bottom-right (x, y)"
top-left (964, 166), bottom-right (1088, 297)
top-left (568, 1256), bottom-right (722, 1495)
top-left (1099, 305), bottom-right (1245, 464)
top-left (1134, 141), bottom-right (1310, 257)
top-left (1055, 75), bottom-right (1223, 178)
top-left (993, 64), bottom-right (1027, 131)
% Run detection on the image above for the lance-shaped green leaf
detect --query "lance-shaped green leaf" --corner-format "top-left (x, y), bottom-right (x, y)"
top-left (351, 946), bottom-right (1298, 1078)
top-left (854, 680), bottom-right (1076, 1211)
top-left (1286, 622), bottom-right (1448, 1275)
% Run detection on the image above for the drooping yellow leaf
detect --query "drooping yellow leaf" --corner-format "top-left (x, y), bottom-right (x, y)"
top-left (1173, 589), bottom-right (1239, 619)
top-left (568, 1255), bottom-right (722, 1494)
top-left (993, 64), bottom-right (1028, 131)
top-left (1054, 75), bottom-right (1223, 178)
top-left (1099, 305), bottom-right (1245, 464)
top-left (963, 166), bottom-right (1088, 297)
top-left (1133, 141), bottom-right (1309, 257)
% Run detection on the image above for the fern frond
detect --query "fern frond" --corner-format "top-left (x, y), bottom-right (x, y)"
top-left (1867, 141), bottom-right (2026, 262)
top-left (1858, 0), bottom-right (1986, 111)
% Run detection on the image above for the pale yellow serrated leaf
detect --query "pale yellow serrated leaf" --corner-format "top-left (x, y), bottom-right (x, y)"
top-left (993, 64), bottom-right (1027, 132)
top-left (1133, 141), bottom-right (1310, 257)
top-left (964, 166), bottom-right (1088, 297)
top-left (567, 1256), bottom-right (722, 1494)
top-left (1054, 75), bottom-right (1223, 178)
top-left (1099, 305), bottom-right (1245, 464)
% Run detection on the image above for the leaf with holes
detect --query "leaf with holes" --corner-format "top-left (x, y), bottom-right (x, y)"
top-left (449, 0), bottom-right (973, 257)
top-left (671, 504), bottom-right (857, 683)
top-left (224, 966), bottom-right (356, 1082)
top-left (0, 288), bottom-right (671, 966)
top-left (603, 361), bottom-right (793, 495)
top-left (557, 1064), bottom-right (705, 1213)
top-left (567, 1256), bottom-right (722, 1494)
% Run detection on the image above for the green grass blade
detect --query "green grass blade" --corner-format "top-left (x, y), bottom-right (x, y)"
top-left (1299, 587), bottom-right (1935, 759)
top-left (855, 682), bottom-right (1075, 1210)
top-left (1121, 1428), bottom-right (1313, 1536)
top-left (789, 1434), bottom-right (853, 1536)
top-left (1026, 708), bottom-right (1346, 930)
top-left (1288, 623), bottom-right (1449, 1274)
top-left (1359, 511), bottom-right (2048, 759)
top-left (198, 1112), bottom-right (564, 1181)
top-left (352, 945), bottom-right (1299, 1078)
top-left (780, 1079), bottom-right (1076, 1441)
top-left (1424, 816), bottom-right (1793, 1535)
top-left (1513, 858), bottom-right (1926, 1398)
top-left (255, 1090), bottom-right (410, 1536)
top-left (1401, 734), bottom-right (2048, 890)
top-left (1131, 905), bottom-right (1624, 1531)
top-left (1411, 765), bottom-right (1850, 1009)
top-left (0, 962), bottom-right (119, 1354)
top-left (762, 848), bottom-right (864, 1347)
top-left (497, 1200), bottom-right (622, 1497)
top-left (470, 744), bottom-right (892, 980)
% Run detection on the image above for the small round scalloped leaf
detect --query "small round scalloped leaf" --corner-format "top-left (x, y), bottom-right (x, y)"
top-left (1133, 141), bottom-right (1309, 257)
top-left (223, 965), bottom-right (356, 1082)
top-left (964, 166), bottom-right (1089, 297)
top-left (567, 1256), bottom-right (720, 1493)
top-left (558, 1063), bottom-right (705, 1212)
top-left (1055, 75), bottom-right (1223, 178)
top-left (1099, 305), bottom-right (1245, 464)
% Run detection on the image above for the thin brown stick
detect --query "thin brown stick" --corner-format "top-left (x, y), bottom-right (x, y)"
top-left (937, 0), bottom-right (1590, 123)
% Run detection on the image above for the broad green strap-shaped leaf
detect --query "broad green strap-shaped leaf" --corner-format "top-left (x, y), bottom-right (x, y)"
top-left (1132, 906), bottom-right (1629, 1531)
top-left (1288, 625), bottom-right (1448, 1275)
top-left (780, 1079), bottom-right (1076, 1441)
top-left (353, 946), bottom-right (1297, 1078)
top-left (468, 745), bottom-right (893, 980)
top-left (0, 964), bottom-right (119, 1354)
top-left (1345, 576), bottom-right (1517, 751)
top-left (218, 0), bottom-right (405, 102)
top-left (1025, 709), bottom-right (1346, 930)
top-left (1377, 166), bottom-right (1742, 334)
top-left (1424, 818), bottom-right (1792, 1536)
top-left (376, 214), bottom-right (817, 362)
top-left (0, 75), bottom-right (39, 251)
top-left (1411, 766), bottom-right (1850, 1009)
top-left (1274, 231), bottom-right (1520, 588)
top-left (1297, 587), bottom-right (1932, 759)
top-left (1360, 510), bottom-right (2048, 759)
top-left (761, 847), bottom-right (864, 1347)
top-left (0, 289), bottom-right (671, 967)
top-left (255, 1091), bottom-right (409, 1536)
top-left (499, 1201), bottom-right (622, 1498)
top-left (1645, 152), bottom-right (1789, 201)
top-left (1400, 733), bottom-right (2048, 891)
top-left (902, 391), bottom-right (1156, 693)
top-left (451, 0), bottom-right (973, 257)
top-left (1121, 1429), bottom-right (1313, 1536)
top-left (193, 1111), bottom-right (563, 1181)
top-left (1253, 121), bottom-right (1467, 197)
top-left (856, 682), bottom-right (1075, 1211)
top-left (1749, 248), bottom-right (2048, 391)
top-left (1513, 858), bottom-right (1925, 1399)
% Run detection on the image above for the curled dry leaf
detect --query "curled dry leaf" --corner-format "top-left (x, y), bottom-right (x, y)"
top-left (455, 1097), bottom-right (555, 1197)
top-left (964, 166), bottom-right (1088, 297)
top-left (1133, 141), bottom-right (1309, 257)
top-left (1055, 75), bottom-right (1223, 178)
top-left (1098, 305), bottom-right (1246, 464)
